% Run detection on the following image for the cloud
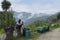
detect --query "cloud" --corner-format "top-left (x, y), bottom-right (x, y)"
top-left (11, 3), bottom-right (60, 14)
top-left (0, 0), bottom-right (3, 11)
top-left (0, 0), bottom-right (60, 14)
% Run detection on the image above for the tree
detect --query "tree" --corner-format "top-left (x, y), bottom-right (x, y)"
top-left (0, 0), bottom-right (16, 28)
top-left (57, 12), bottom-right (60, 20)
top-left (4, 11), bottom-right (16, 28)
top-left (0, 11), bottom-right (16, 28)
top-left (1, 0), bottom-right (11, 11)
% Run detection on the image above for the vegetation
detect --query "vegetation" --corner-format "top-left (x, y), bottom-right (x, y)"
top-left (28, 20), bottom-right (50, 32)
top-left (0, 11), bottom-right (16, 29)
top-left (0, 0), bottom-right (16, 29)
top-left (0, 0), bottom-right (60, 40)
top-left (52, 18), bottom-right (57, 23)
top-left (51, 21), bottom-right (60, 30)
top-left (57, 12), bottom-right (60, 20)
top-left (0, 29), bottom-right (4, 34)
top-left (1, 0), bottom-right (11, 11)
top-left (27, 21), bottom-right (60, 40)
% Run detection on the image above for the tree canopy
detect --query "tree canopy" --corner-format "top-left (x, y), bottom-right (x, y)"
top-left (1, 0), bottom-right (11, 11)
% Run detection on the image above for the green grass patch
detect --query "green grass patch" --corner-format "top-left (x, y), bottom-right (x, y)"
top-left (31, 32), bottom-right (40, 40)
top-left (2, 21), bottom-right (60, 40)
top-left (51, 23), bottom-right (60, 30)
top-left (0, 29), bottom-right (5, 34)
top-left (13, 32), bottom-right (40, 40)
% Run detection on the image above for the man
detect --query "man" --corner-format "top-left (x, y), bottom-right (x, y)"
top-left (16, 19), bottom-right (23, 35)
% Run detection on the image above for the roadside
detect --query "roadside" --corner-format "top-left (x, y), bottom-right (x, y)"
top-left (37, 28), bottom-right (60, 40)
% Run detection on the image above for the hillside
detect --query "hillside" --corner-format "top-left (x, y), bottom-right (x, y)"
top-left (13, 11), bottom-right (57, 26)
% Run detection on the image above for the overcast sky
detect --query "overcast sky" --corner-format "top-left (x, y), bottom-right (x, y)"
top-left (0, 0), bottom-right (60, 14)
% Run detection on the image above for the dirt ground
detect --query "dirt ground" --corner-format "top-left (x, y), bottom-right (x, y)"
top-left (37, 28), bottom-right (60, 40)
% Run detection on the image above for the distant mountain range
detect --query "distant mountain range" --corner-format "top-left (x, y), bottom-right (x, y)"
top-left (13, 11), bottom-right (32, 22)
top-left (13, 11), bottom-right (57, 26)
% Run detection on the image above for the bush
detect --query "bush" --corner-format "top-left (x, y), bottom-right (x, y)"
top-left (0, 11), bottom-right (16, 28)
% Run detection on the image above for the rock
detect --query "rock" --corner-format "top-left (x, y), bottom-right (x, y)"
top-left (0, 34), bottom-right (6, 40)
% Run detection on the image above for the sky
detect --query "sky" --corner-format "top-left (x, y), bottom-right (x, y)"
top-left (0, 0), bottom-right (60, 14)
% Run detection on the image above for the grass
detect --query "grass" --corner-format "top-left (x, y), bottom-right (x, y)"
top-left (1, 22), bottom-right (60, 40)
top-left (12, 32), bottom-right (40, 40)
top-left (51, 22), bottom-right (60, 30)
top-left (24, 22), bottom-right (51, 40)
top-left (0, 29), bottom-right (5, 34)
top-left (31, 32), bottom-right (40, 40)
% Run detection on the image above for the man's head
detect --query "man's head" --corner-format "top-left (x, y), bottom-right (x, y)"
top-left (18, 19), bottom-right (21, 23)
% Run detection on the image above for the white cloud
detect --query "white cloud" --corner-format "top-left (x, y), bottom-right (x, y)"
top-left (0, 0), bottom-right (3, 11)
top-left (0, 6), bottom-right (2, 11)
top-left (0, 0), bottom-right (60, 14)
top-left (11, 3), bottom-right (60, 14)
top-left (12, 4), bottom-right (29, 12)
top-left (8, 0), bottom-right (21, 2)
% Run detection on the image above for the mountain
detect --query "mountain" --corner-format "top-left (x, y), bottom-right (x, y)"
top-left (13, 11), bottom-right (51, 21)
top-left (13, 11), bottom-right (57, 26)
top-left (13, 11), bottom-right (32, 22)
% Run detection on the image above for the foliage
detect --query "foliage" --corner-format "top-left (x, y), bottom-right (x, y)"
top-left (51, 21), bottom-right (60, 30)
top-left (0, 11), bottom-right (16, 28)
top-left (28, 20), bottom-right (50, 32)
top-left (0, 0), bottom-right (16, 28)
top-left (0, 29), bottom-right (4, 34)
top-left (52, 18), bottom-right (57, 23)
top-left (57, 12), bottom-right (60, 20)
top-left (1, 0), bottom-right (11, 11)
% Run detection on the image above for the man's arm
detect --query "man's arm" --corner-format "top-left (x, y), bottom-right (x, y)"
top-left (22, 21), bottom-right (23, 25)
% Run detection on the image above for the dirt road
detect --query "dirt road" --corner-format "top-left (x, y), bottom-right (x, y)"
top-left (37, 28), bottom-right (60, 40)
